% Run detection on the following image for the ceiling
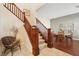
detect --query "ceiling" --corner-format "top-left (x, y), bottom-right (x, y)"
top-left (16, 3), bottom-right (46, 11)
top-left (28, 3), bottom-right (46, 11)
top-left (36, 3), bottom-right (79, 20)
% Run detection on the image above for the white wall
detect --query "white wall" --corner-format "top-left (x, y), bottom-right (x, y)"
top-left (35, 15), bottom-right (50, 28)
top-left (50, 13), bottom-right (79, 40)
top-left (0, 4), bottom-right (32, 54)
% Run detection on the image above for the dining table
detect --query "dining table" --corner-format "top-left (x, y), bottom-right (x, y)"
top-left (54, 32), bottom-right (73, 42)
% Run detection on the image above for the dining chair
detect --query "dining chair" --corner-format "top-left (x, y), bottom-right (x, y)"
top-left (1, 36), bottom-right (21, 56)
top-left (55, 31), bottom-right (65, 42)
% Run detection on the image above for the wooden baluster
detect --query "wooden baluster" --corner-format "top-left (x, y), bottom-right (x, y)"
top-left (15, 6), bottom-right (17, 16)
top-left (6, 3), bottom-right (9, 8)
top-left (47, 29), bottom-right (53, 48)
top-left (17, 9), bottom-right (19, 17)
top-left (31, 26), bottom-right (39, 56)
top-left (11, 3), bottom-right (13, 13)
top-left (18, 9), bottom-right (19, 18)
top-left (17, 8), bottom-right (18, 17)
top-left (20, 12), bottom-right (22, 21)
top-left (9, 3), bottom-right (11, 11)
top-left (23, 12), bottom-right (25, 22)
top-left (5, 3), bottom-right (8, 7)
top-left (13, 4), bottom-right (15, 14)
top-left (8, 3), bottom-right (11, 10)
top-left (4, 3), bottom-right (6, 7)
top-left (21, 12), bottom-right (23, 21)
top-left (22, 13), bottom-right (24, 21)
top-left (19, 11), bottom-right (21, 20)
top-left (16, 8), bottom-right (18, 17)
top-left (19, 10), bottom-right (21, 20)
top-left (4, 3), bottom-right (6, 6)
top-left (11, 3), bottom-right (14, 14)
top-left (17, 9), bottom-right (18, 17)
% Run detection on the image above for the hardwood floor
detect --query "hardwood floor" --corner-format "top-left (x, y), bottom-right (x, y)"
top-left (53, 38), bottom-right (79, 56)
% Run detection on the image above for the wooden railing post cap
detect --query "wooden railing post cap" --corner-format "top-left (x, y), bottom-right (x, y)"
top-left (48, 28), bottom-right (51, 30)
top-left (23, 12), bottom-right (25, 14)
top-left (32, 26), bottom-right (36, 29)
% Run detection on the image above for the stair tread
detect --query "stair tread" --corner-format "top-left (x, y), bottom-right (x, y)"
top-left (39, 39), bottom-right (44, 43)
top-left (39, 43), bottom-right (47, 50)
top-left (39, 43), bottom-right (47, 47)
top-left (39, 36), bottom-right (42, 39)
top-left (39, 41), bottom-right (45, 44)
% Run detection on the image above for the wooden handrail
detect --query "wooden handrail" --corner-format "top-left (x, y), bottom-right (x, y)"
top-left (36, 18), bottom-right (47, 40)
top-left (3, 3), bottom-right (24, 22)
top-left (3, 3), bottom-right (39, 56)
top-left (36, 18), bottom-right (53, 48)
top-left (36, 18), bottom-right (48, 30)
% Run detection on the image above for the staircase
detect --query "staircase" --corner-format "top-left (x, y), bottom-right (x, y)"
top-left (36, 18), bottom-right (53, 48)
top-left (3, 3), bottom-right (53, 56)
top-left (39, 32), bottom-right (47, 50)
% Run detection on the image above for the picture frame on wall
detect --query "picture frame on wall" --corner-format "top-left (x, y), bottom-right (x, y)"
top-left (23, 9), bottom-right (30, 16)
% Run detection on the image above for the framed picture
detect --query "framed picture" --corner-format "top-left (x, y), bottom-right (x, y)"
top-left (23, 9), bottom-right (30, 16)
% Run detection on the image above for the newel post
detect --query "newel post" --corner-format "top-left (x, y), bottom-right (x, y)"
top-left (31, 26), bottom-right (39, 56)
top-left (47, 29), bottom-right (53, 48)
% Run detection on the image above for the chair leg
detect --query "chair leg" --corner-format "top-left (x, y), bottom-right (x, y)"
top-left (55, 37), bottom-right (58, 42)
top-left (2, 48), bottom-right (8, 56)
top-left (70, 37), bottom-right (73, 42)
top-left (19, 43), bottom-right (21, 51)
top-left (11, 48), bottom-right (13, 56)
top-left (18, 40), bottom-right (21, 51)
